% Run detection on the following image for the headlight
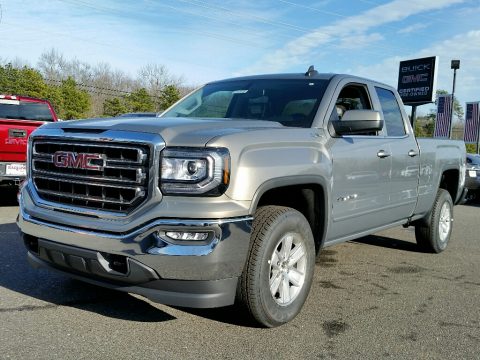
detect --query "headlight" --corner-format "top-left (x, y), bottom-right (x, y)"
top-left (160, 147), bottom-right (230, 196)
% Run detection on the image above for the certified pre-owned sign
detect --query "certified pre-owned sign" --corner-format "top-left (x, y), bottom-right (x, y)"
top-left (397, 56), bottom-right (438, 105)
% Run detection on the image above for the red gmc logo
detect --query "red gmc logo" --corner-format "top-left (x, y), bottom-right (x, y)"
top-left (53, 151), bottom-right (105, 171)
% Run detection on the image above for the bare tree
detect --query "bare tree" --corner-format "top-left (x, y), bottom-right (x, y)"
top-left (37, 48), bottom-right (67, 82)
top-left (0, 56), bottom-right (31, 68)
top-left (138, 63), bottom-right (184, 111)
top-left (37, 49), bottom-right (140, 116)
top-left (35, 50), bottom-right (186, 117)
top-left (178, 85), bottom-right (198, 98)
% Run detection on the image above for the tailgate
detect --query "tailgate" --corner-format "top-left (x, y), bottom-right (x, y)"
top-left (0, 119), bottom-right (44, 162)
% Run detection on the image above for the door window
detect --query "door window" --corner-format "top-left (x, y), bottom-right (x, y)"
top-left (329, 84), bottom-right (376, 136)
top-left (375, 87), bottom-right (406, 137)
top-left (330, 84), bottom-right (372, 121)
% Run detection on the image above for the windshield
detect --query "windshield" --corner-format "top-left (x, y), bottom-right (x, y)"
top-left (467, 155), bottom-right (480, 166)
top-left (161, 79), bottom-right (330, 128)
top-left (0, 101), bottom-right (54, 121)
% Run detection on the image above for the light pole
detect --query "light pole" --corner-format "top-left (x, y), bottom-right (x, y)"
top-left (449, 60), bottom-right (460, 139)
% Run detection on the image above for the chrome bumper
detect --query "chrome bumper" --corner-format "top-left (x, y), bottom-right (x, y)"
top-left (17, 205), bottom-right (253, 281)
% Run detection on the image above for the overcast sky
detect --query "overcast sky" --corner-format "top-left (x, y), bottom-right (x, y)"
top-left (1, 0), bottom-right (479, 113)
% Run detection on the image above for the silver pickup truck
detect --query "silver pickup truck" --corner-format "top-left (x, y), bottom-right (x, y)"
top-left (17, 68), bottom-right (466, 327)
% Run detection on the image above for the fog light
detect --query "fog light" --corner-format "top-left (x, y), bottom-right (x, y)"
top-left (165, 231), bottom-right (209, 241)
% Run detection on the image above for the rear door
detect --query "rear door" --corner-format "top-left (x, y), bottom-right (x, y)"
top-left (374, 86), bottom-right (420, 221)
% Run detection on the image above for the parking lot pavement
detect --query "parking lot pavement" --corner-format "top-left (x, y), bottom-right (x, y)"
top-left (1, 189), bottom-right (479, 359)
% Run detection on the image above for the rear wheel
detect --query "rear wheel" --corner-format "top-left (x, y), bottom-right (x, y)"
top-left (415, 189), bottom-right (453, 253)
top-left (238, 206), bottom-right (315, 327)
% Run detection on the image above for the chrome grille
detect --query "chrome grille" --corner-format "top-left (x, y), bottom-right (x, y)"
top-left (31, 140), bottom-right (150, 213)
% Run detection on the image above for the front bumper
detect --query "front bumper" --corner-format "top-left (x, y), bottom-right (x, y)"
top-left (18, 206), bottom-right (253, 308)
top-left (27, 247), bottom-right (239, 308)
top-left (465, 173), bottom-right (480, 190)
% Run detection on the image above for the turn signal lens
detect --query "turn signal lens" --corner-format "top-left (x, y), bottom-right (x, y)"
top-left (165, 231), bottom-right (209, 241)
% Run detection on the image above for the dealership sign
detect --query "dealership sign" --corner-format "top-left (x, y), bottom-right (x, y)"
top-left (397, 56), bottom-right (438, 105)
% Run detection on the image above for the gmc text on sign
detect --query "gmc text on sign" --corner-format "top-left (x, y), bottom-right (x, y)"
top-left (397, 56), bottom-right (438, 105)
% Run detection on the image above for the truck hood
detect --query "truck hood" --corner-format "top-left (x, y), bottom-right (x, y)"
top-left (46, 117), bottom-right (284, 146)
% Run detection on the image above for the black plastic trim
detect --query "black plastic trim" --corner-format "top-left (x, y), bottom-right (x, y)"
top-left (28, 252), bottom-right (238, 308)
top-left (250, 175), bottom-right (330, 249)
top-left (34, 238), bottom-right (159, 284)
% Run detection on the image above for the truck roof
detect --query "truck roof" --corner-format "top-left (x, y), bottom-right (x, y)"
top-left (0, 94), bottom-right (58, 122)
top-left (207, 71), bottom-right (392, 90)
top-left (0, 94), bottom-right (52, 103)
top-left (208, 72), bottom-right (336, 84)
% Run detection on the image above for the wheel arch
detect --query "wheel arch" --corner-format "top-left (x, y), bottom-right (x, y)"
top-left (438, 167), bottom-right (460, 203)
top-left (249, 175), bottom-right (329, 253)
top-left (415, 167), bottom-right (460, 226)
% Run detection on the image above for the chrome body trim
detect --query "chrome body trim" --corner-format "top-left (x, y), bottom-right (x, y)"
top-left (33, 174), bottom-right (144, 192)
top-left (31, 136), bottom-right (151, 212)
top-left (19, 202), bottom-right (252, 242)
top-left (26, 128), bottom-right (165, 219)
top-left (33, 140), bottom-right (148, 165)
top-left (31, 167), bottom-right (147, 184)
top-left (18, 201), bottom-right (253, 280)
top-left (35, 185), bottom-right (144, 206)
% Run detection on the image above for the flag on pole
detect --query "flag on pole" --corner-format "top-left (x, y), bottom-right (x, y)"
top-left (434, 94), bottom-right (452, 138)
top-left (464, 102), bottom-right (480, 144)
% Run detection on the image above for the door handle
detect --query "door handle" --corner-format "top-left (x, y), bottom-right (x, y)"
top-left (377, 150), bottom-right (391, 158)
top-left (8, 129), bottom-right (27, 138)
top-left (408, 149), bottom-right (418, 157)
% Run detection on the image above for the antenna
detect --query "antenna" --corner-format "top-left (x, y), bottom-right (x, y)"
top-left (305, 65), bottom-right (318, 77)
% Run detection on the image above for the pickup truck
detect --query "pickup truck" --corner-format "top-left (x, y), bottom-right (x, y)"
top-left (17, 69), bottom-right (466, 327)
top-left (0, 95), bottom-right (58, 186)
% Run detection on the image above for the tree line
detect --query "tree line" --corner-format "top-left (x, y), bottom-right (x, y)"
top-left (1, 50), bottom-right (475, 153)
top-left (0, 49), bottom-right (188, 119)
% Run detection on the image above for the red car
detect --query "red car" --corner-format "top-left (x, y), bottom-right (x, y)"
top-left (0, 95), bottom-right (58, 186)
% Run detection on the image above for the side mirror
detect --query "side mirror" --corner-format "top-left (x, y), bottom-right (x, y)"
top-left (332, 110), bottom-right (383, 135)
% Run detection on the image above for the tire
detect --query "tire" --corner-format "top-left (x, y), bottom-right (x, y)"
top-left (237, 205), bottom-right (315, 327)
top-left (415, 189), bottom-right (453, 253)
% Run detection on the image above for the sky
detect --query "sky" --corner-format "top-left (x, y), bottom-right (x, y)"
top-left (1, 0), bottom-right (480, 115)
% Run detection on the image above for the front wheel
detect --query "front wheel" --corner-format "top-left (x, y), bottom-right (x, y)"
top-left (415, 189), bottom-right (453, 253)
top-left (237, 206), bottom-right (315, 327)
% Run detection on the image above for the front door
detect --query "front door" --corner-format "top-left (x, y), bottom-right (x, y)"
top-left (325, 82), bottom-right (393, 242)
top-left (328, 137), bottom-right (392, 241)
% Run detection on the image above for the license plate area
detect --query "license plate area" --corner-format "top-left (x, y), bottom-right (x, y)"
top-left (6, 163), bottom-right (26, 176)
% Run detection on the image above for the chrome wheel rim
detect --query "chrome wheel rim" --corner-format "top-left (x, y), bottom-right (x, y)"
top-left (268, 233), bottom-right (307, 306)
top-left (438, 202), bottom-right (452, 243)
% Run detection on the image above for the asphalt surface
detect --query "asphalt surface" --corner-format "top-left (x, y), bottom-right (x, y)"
top-left (0, 187), bottom-right (479, 359)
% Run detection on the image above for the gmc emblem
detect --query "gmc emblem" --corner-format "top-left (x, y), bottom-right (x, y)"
top-left (53, 151), bottom-right (105, 171)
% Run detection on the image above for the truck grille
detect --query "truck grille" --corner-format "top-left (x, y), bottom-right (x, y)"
top-left (31, 140), bottom-right (150, 213)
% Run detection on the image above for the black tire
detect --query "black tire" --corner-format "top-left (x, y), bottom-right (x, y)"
top-left (237, 205), bottom-right (315, 327)
top-left (415, 189), bottom-right (453, 253)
